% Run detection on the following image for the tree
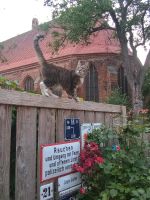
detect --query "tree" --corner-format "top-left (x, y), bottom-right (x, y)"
top-left (44, 0), bottom-right (150, 111)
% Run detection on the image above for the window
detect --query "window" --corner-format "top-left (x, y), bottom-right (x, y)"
top-left (85, 63), bottom-right (99, 102)
top-left (24, 76), bottom-right (34, 92)
top-left (107, 65), bottom-right (118, 92)
top-left (118, 66), bottom-right (128, 94)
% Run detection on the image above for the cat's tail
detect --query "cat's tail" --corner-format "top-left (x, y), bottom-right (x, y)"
top-left (33, 33), bottom-right (46, 66)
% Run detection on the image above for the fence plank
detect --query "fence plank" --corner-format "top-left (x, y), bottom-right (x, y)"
top-left (121, 106), bottom-right (127, 125)
top-left (95, 112), bottom-right (105, 124)
top-left (15, 107), bottom-right (37, 200)
top-left (84, 111), bottom-right (95, 123)
top-left (37, 108), bottom-right (56, 200)
top-left (0, 89), bottom-right (122, 113)
top-left (104, 113), bottom-right (113, 127)
top-left (56, 110), bottom-right (71, 142)
top-left (71, 110), bottom-right (85, 124)
top-left (112, 113), bottom-right (121, 127)
top-left (0, 105), bottom-right (12, 200)
top-left (38, 108), bottom-right (56, 145)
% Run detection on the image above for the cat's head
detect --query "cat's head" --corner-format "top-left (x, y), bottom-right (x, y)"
top-left (75, 60), bottom-right (89, 77)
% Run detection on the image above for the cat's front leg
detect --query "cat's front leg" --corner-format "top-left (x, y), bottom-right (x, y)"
top-left (72, 88), bottom-right (80, 102)
top-left (40, 81), bottom-right (50, 96)
top-left (40, 81), bottom-right (59, 98)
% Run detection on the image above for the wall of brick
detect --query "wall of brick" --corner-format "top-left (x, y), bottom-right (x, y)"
top-left (2, 53), bottom-right (122, 102)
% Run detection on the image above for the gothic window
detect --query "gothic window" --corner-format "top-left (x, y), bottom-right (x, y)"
top-left (85, 63), bottom-right (99, 102)
top-left (107, 65), bottom-right (118, 91)
top-left (118, 66), bottom-right (128, 94)
top-left (24, 76), bottom-right (34, 92)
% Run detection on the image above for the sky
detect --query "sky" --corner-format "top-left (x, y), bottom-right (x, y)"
top-left (0, 0), bottom-right (149, 64)
top-left (0, 0), bottom-right (52, 41)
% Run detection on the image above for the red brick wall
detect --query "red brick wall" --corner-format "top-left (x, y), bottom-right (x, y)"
top-left (2, 54), bottom-right (121, 102)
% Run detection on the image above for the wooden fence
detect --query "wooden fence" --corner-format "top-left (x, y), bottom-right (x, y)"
top-left (0, 89), bottom-right (126, 200)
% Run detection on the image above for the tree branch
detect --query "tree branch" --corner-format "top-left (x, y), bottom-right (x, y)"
top-left (125, 0), bottom-right (133, 10)
top-left (89, 25), bottom-right (116, 34)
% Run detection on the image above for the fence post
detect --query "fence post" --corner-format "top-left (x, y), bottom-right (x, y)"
top-left (0, 105), bottom-right (12, 200)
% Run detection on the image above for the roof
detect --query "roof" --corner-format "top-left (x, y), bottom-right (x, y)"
top-left (0, 28), bottom-right (121, 72)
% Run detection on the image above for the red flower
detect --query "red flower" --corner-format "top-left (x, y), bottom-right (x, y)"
top-left (80, 152), bottom-right (86, 161)
top-left (139, 109), bottom-right (149, 114)
top-left (95, 156), bottom-right (104, 164)
top-left (89, 142), bottom-right (99, 151)
top-left (84, 133), bottom-right (88, 140)
top-left (85, 158), bottom-right (93, 168)
top-left (116, 145), bottom-right (121, 151)
top-left (80, 187), bottom-right (86, 194)
top-left (72, 164), bottom-right (84, 173)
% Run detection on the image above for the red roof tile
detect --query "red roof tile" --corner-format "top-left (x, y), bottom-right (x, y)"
top-left (0, 29), bottom-right (121, 72)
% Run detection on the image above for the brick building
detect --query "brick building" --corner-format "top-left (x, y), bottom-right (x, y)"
top-left (0, 19), bottom-right (128, 102)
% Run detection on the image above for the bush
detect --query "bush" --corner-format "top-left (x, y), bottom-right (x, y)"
top-left (106, 88), bottom-right (130, 108)
top-left (74, 122), bottom-right (150, 200)
top-left (0, 76), bottom-right (21, 90)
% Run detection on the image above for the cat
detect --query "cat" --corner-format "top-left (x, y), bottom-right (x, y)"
top-left (33, 33), bottom-right (89, 101)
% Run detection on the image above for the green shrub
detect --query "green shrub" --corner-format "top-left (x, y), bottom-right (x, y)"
top-left (0, 76), bottom-right (21, 90)
top-left (106, 88), bottom-right (130, 108)
top-left (74, 121), bottom-right (150, 200)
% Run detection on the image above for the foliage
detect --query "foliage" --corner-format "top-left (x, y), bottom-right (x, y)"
top-left (74, 119), bottom-right (150, 199)
top-left (106, 88), bottom-right (130, 108)
top-left (44, 0), bottom-right (150, 52)
top-left (0, 76), bottom-right (21, 91)
top-left (39, 21), bottom-right (50, 32)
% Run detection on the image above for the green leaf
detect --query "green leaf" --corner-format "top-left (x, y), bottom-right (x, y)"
top-left (131, 190), bottom-right (139, 197)
top-left (101, 192), bottom-right (108, 200)
top-left (110, 189), bottom-right (118, 197)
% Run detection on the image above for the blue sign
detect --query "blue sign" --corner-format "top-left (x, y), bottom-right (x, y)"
top-left (64, 118), bottom-right (80, 140)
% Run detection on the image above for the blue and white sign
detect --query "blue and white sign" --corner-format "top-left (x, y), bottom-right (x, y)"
top-left (64, 118), bottom-right (80, 140)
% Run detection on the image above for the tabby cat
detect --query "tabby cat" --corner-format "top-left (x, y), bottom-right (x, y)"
top-left (33, 33), bottom-right (89, 101)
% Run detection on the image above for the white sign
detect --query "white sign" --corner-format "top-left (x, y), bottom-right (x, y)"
top-left (58, 172), bottom-right (81, 192)
top-left (40, 182), bottom-right (53, 200)
top-left (59, 184), bottom-right (81, 199)
top-left (40, 141), bottom-right (80, 182)
top-left (81, 123), bottom-right (92, 149)
top-left (81, 123), bottom-right (102, 148)
top-left (92, 123), bottom-right (102, 130)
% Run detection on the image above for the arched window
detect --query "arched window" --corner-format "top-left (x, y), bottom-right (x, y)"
top-left (118, 66), bottom-right (128, 94)
top-left (85, 63), bottom-right (99, 102)
top-left (107, 65), bottom-right (118, 91)
top-left (24, 76), bottom-right (34, 92)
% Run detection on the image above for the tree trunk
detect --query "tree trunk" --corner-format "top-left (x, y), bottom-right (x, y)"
top-left (120, 41), bottom-right (143, 113)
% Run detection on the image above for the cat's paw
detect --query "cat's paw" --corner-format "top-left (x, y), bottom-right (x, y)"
top-left (40, 81), bottom-right (49, 96)
top-left (73, 97), bottom-right (80, 102)
top-left (51, 93), bottom-right (59, 98)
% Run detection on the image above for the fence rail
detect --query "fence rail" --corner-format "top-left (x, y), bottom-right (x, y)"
top-left (0, 89), bottom-right (126, 200)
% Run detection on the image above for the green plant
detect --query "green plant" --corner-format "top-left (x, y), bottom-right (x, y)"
top-left (74, 122), bottom-right (150, 200)
top-left (106, 88), bottom-right (130, 108)
top-left (39, 21), bottom-right (50, 32)
top-left (0, 76), bottom-right (21, 90)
